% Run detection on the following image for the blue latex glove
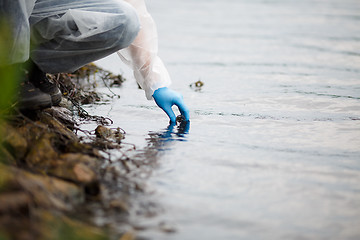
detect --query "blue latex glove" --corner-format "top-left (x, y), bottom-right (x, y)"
top-left (153, 87), bottom-right (190, 122)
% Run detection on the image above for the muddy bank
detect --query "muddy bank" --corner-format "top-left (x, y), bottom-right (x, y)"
top-left (0, 64), bottom-right (148, 240)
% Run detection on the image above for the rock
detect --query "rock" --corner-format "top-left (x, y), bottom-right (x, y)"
top-left (36, 210), bottom-right (108, 240)
top-left (0, 164), bottom-right (22, 191)
top-left (0, 63), bottom-right (139, 240)
top-left (25, 132), bottom-right (59, 167)
top-left (1, 124), bottom-right (28, 160)
top-left (189, 80), bottom-right (204, 91)
top-left (65, 140), bottom-right (103, 159)
top-left (158, 221), bottom-right (177, 233)
top-left (58, 97), bottom-right (73, 110)
top-left (19, 170), bottom-right (84, 211)
top-left (38, 111), bottom-right (78, 141)
top-left (17, 122), bottom-right (42, 143)
top-left (0, 192), bottom-right (31, 213)
top-left (95, 125), bottom-right (124, 143)
top-left (43, 107), bottom-right (77, 130)
top-left (95, 125), bottom-right (114, 139)
top-left (0, 164), bottom-right (84, 211)
top-left (0, 145), bottom-right (16, 164)
top-left (119, 232), bottom-right (135, 240)
top-left (46, 153), bottom-right (98, 184)
top-left (109, 199), bottom-right (129, 213)
top-left (176, 115), bottom-right (186, 123)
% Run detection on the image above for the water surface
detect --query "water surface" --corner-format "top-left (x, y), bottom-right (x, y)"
top-left (90, 0), bottom-right (360, 239)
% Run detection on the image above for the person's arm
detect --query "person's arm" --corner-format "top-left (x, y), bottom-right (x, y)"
top-left (117, 0), bottom-right (189, 122)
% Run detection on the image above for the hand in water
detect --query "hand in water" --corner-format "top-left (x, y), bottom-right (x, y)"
top-left (153, 87), bottom-right (190, 123)
top-left (157, 121), bottom-right (190, 142)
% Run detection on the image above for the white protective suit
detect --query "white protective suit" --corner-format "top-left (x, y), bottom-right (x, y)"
top-left (119, 0), bottom-right (171, 100)
top-left (0, 0), bottom-right (171, 99)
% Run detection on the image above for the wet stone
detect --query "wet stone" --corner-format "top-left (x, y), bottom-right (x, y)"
top-left (0, 145), bottom-right (16, 164)
top-left (176, 115), bottom-right (186, 123)
top-left (18, 168), bottom-right (85, 211)
top-left (1, 124), bottom-right (28, 160)
top-left (0, 164), bottom-right (84, 212)
top-left (0, 192), bottom-right (31, 213)
top-left (46, 153), bottom-right (99, 184)
top-left (38, 111), bottom-right (78, 141)
top-left (95, 125), bottom-right (124, 143)
top-left (109, 199), bottom-right (130, 213)
top-left (43, 106), bottom-right (77, 130)
top-left (0, 63), bottom-right (151, 239)
top-left (189, 80), bottom-right (204, 91)
top-left (64, 140), bottom-right (103, 159)
top-left (25, 132), bottom-right (59, 167)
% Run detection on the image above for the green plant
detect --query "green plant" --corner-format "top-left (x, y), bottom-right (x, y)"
top-left (0, 231), bottom-right (10, 240)
top-left (0, 20), bottom-right (19, 116)
top-left (0, 19), bottom-right (20, 162)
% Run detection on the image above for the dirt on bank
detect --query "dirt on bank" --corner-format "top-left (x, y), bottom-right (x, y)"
top-left (0, 64), bottom-right (142, 240)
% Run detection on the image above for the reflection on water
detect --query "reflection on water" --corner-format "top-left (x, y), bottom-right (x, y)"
top-left (148, 122), bottom-right (190, 147)
top-left (129, 121), bottom-right (190, 163)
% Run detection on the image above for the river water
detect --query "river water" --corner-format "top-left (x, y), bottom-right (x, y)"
top-left (87, 0), bottom-right (360, 239)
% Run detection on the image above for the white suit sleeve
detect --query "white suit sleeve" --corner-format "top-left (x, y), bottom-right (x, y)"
top-left (117, 0), bottom-right (171, 100)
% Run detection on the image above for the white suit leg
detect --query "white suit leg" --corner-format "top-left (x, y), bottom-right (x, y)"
top-left (29, 0), bottom-right (140, 73)
top-left (0, 0), bottom-right (36, 64)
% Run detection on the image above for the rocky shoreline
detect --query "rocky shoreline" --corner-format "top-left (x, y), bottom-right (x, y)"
top-left (0, 64), bottom-right (141, 240)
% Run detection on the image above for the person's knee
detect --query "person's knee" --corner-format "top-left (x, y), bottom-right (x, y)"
top-left (112, 1), bottom-right (140, 49)
top-left (30, 0), bottom-right (141, 73)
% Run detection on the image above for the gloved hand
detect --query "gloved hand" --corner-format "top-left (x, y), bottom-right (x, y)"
top-left (153, 87), bottom-right (190, 123)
